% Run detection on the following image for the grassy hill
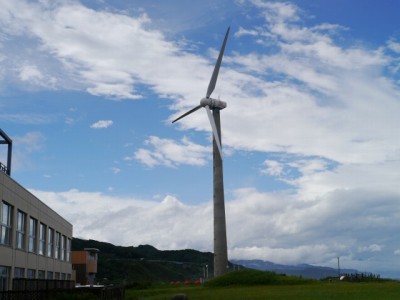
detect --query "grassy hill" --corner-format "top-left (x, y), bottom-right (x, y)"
top-left (72, 238), bottom-right (215, 285)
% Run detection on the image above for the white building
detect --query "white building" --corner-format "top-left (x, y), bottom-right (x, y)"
top-left (0, 130), bottom-right (73, 291)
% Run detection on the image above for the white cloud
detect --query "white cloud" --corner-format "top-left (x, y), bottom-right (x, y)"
top-left (130, 136), bottom-right (210, 167)
top-left (90, 120), bottom-right (113, 129)
top-left (17, 63), bottom-right (57, 88)
top-left (387, 40), bottom-right (400, 53)
top-left (30, 189), bottom-right (213, 250)
top-left (0, 0), bottom-right (210, 100)
top-left (19, 65), bottom-right (43, 81)
top-left (3, 0), bottom-right (399, 168)
top-left (235, 26), bottom-right (259, 38)
top-left (1, 0), bottom-right (399, 158)
top-left (261, 159), bottom-right (284, 176)
top-left (358, 244), bottom-right (382, 253)
top-left (29, 186), bottom-right (400, 277)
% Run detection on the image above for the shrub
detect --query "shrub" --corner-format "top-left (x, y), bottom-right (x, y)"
top-left (204, 269), bottom-right (315, 287)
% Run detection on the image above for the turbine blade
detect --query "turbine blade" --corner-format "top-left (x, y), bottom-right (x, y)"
top-left (172, 105), bottom-right (203, 123)
top-left (206, 27), bottom-right (230, 99)
top-left (205, 105), bottom-right (223, 159)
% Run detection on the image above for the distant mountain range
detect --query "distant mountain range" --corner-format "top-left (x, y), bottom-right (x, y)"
top-left (232, 259), bottom-right (358, 279)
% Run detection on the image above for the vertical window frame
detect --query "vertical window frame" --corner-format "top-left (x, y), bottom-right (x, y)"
top-left (16, 211), bottom-right (26, 250)
top-left (0, 201), bottom-right (13, 246)
top-left (66, 238), bottom-right (71, 262)
top-left (28, 217), bottom-right (37, 253)
top-left (47, 227), bottom-right (54, 258)
top-left (38, 223), bottom-right (46, 256)
top-left (55, 232), bottom-right (61, 260)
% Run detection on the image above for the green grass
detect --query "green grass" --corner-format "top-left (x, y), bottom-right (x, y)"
top-left (124, 270), bottom-right (400, 300)
top-left (204, 269), bottom-right (315, 287)
top-left (126, 282), bottom-right (400, 300)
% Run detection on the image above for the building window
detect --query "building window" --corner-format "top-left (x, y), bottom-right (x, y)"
top-left (66, 238), bottom-right (71, 262)
top-left (27, 269), bottom-right (35, 279)
top-left (47, 227), bottom-right (54, 258)
top-left (88, 252), bottom-right (97, 261)
top-left (55, 272), bottom-right (60, 280)
top-left (14, 268), bottom-right (25, 278)
top-left (61, 273), bottom-right (66, 280)
top-left (60, 235), bottom-right (66, 261)
top-left (37, 270), bottom-right (45, 279)
top-left (39, 223), bottom-right (46, 256)
top-left (28, 218), bottom-right (37, 253)
top-left (0, 266), bottom-right (10, 291)
top-left (47, 271), bottom-right (53, 280)
top-left (0, 202), bottom-right (13, 246)
top-left (16, 211), bottom-right (26, 250)
top-left (55, 232), bottom-right (61, 259)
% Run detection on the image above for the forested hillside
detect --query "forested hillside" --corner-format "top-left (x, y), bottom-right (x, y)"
top-left (72, 238), bottom-right (215, 285)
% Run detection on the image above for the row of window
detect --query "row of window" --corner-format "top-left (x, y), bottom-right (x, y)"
top-left (1, 266), bottom-right (72, 291)
top-left (1, 201), bottom-right (71, 261)
top-left (14, 267), bottom-right (71, 280)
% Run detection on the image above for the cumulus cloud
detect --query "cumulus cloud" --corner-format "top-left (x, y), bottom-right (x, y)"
top-left (19, 65), bottom-right (43, 82)
top-left (387, 40), bottom-right (400, 53)
top-left (261, 159), bottom-right (284, 176)
top-left (30, 186), bottom-right (400, 277)
top-left (0, 0), bottom-right (399, 154)
top-left (2, 0), bottom-right (399, 167)
top-left (90, 120), bottom-right (113, 129)
top-left (31, 189), bottom-right (213, 250)
top-left (129, 136), bottom-right (210, 167)
top-left (358, 244), bottom-right (382, 253)
top-left (0, 0), bottom-right (210, 100)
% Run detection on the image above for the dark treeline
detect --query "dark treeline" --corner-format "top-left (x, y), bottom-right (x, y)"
top-left (342, 272), bottom-right (382, 282)
top-left (72, 238), bottom-right (215, 285)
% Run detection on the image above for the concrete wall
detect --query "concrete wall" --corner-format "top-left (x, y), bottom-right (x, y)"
top-left (0, 171), bottom-right (73, 290)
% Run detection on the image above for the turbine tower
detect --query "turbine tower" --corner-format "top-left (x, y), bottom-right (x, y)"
top-left (172, 27), bottom-right (230, 277)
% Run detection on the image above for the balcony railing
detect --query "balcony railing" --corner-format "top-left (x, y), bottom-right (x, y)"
top-left (0, 162), bottom-right (8, 174)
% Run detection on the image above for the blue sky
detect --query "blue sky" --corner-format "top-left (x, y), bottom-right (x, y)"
top-left (1, 0), bottom-right (400, 278)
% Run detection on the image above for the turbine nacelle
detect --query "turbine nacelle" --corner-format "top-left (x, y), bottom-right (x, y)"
top-left (200, 98), bottom-right (227, 110)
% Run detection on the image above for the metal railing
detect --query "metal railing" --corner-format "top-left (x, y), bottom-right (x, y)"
top-left (0, 162), bottom-right (8, 175)
top-left (0, 279), bottom-right (125, 300)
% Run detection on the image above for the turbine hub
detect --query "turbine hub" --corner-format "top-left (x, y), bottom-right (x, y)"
top-left (200, 97), bottom-right (227, 110)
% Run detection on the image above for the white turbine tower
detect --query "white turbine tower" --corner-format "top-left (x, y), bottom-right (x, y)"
top-left (172, 27), bottom-right (230, 277)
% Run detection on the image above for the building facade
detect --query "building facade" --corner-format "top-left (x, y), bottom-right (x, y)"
top-left (0, 170), bottom-right (73, 291)
top-left (72, 248), bottom-right (99, 286)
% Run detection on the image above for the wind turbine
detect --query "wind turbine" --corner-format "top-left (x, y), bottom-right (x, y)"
top-left (172, 27), bottom-right (230, 277)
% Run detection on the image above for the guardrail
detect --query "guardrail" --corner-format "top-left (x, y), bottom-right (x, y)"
top-left (0, 279), bottom-right (125, 300)
top-left (0, 162), bottom-right (8, 174)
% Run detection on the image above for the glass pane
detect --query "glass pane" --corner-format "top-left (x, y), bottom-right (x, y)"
top-left (1, 203), bottom-right (7, 224)
top-left (4, 228), bottom-right (10, 245)
top-left (0, 226), bottom-right (5, 244)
